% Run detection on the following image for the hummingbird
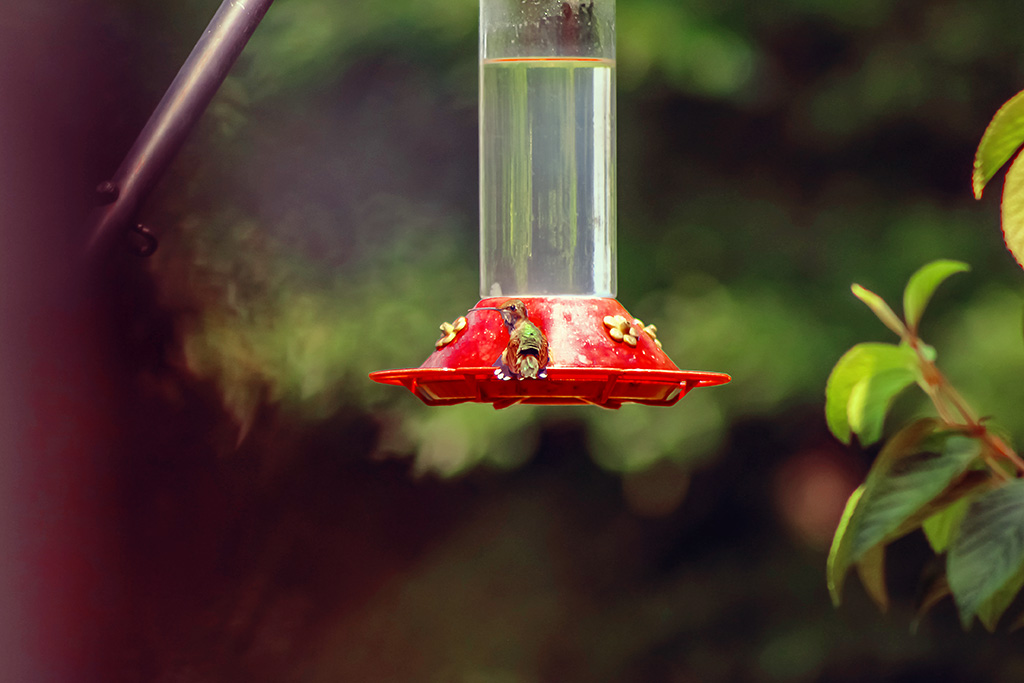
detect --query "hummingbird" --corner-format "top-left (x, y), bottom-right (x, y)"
top-left (470, 299), bottom-right (550, 380)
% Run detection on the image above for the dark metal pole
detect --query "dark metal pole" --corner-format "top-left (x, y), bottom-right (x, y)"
top-left (86, 0), bottom-right (275, 258)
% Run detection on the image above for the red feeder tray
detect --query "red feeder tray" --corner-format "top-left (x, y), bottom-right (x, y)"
top-left (369, 296), bottom-right (730, 409)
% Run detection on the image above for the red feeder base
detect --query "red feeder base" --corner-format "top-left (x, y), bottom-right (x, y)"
top-left (369, 296), bottom-right (730, 409)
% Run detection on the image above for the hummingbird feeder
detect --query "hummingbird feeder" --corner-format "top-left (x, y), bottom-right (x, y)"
top-left (369, 0), bottom-right (730, 408)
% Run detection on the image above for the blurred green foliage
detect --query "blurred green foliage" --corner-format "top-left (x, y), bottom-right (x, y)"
top-left (92, 0), bottom-right (1024, 677)
top-left (118, 0), bottom-right (1024, 477)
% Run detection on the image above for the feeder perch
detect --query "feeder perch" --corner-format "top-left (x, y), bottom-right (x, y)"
top-left (370, 0), bottom-right (730, 408)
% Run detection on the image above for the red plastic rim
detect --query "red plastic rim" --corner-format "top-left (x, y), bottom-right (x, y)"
top-left (369, 366), bottom-right (730, 409)
top-left (369, 296), bottom-right (731, 409)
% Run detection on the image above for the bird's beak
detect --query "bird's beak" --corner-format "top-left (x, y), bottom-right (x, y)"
top-left (469, 306), bottom-right (500, 313)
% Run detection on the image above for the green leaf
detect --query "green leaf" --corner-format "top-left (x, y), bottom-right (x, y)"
top-left (828, 420), bottom-right (983, 606)
top-left (948, 480), bottom-right (1024, 629)
top-left (856, 543), bottom-right (889, 612)
top-left (851, 284), bottom-right (908, 339)
top-left (917, 472), bottom-right (992, 555)
top-left (846, 367), bottom-right (917, 447)
top-left (977, 560), bottom-right (1024, 632)
top-left (828, 485), bottom-right (864, 606)
top-left (825, 343), bottom-right (917, 445)
top-left (920, 471), bottom-right (991, 555)
top-left (974, 88), bottom-right (1024, 199)
top-left (922, 494), bottom-right (972, 554)
top-left (1001, 151), bottom-right (1024, 270)
top-left (902, 260), bottom-right (970, 334)
top-left (851, 425), bottom-right (981, 560)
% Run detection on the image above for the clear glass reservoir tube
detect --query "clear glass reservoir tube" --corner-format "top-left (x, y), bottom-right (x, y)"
top-left (480, 0), bottom-right (616, 298)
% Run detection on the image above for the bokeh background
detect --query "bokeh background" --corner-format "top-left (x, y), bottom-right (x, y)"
top-left (6, 0), bottom-right (1024, 680)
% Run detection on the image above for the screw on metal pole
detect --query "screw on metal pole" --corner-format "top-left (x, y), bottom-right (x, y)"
top-left (128, 224), bottom-right (159, 257)
top-left (84, 0), bottom-right (275, 261)
top-left (95, 180), bottom-right (119, 205)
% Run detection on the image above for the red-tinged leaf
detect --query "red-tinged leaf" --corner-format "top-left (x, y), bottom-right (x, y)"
top-left (974, 88), bottom-right (1024, 199)
top-left (1002, 152), bottom-right (1024, 270)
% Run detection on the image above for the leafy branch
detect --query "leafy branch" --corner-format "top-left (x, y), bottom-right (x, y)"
top-left (826, 261), bottom-right (1024, 630)
top-left (825, 86), bottom-right (1024, 631)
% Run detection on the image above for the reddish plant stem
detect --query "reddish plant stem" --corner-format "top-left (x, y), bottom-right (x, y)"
top-left (911, 339), bottom-right (1024, 477)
